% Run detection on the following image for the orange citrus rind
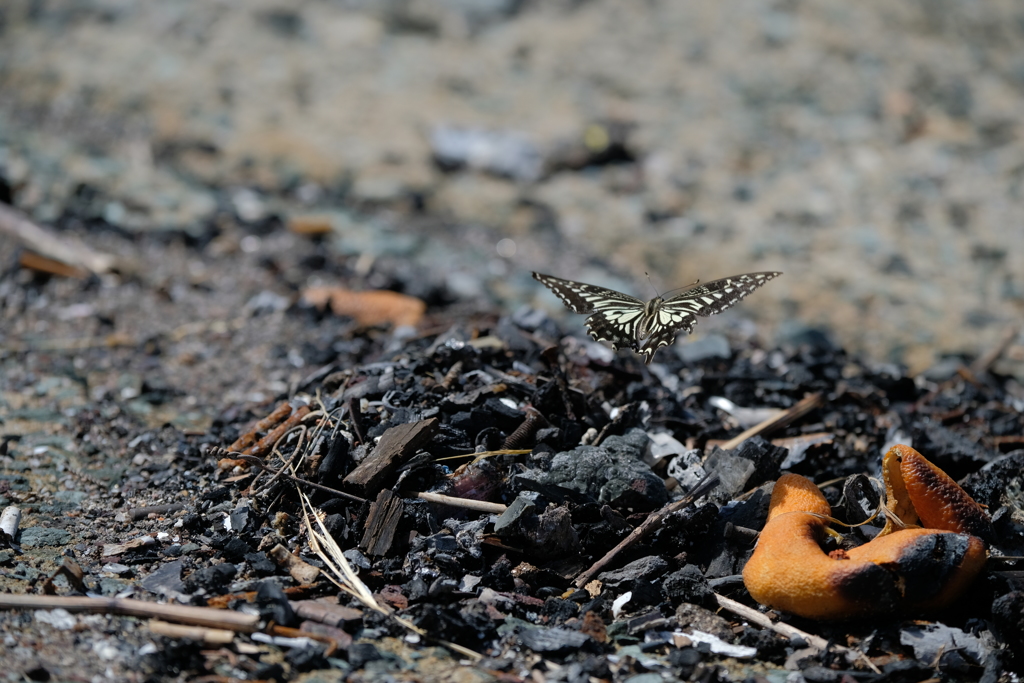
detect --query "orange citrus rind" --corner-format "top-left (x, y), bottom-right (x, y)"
top-left (742, 446), bottom-right (990, 620)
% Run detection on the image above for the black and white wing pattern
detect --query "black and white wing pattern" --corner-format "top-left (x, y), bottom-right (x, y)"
top-left (533, 270), bottom-right (782, 364)
top-left (531, 272), bottom-right (647, 353)
top-left (637, 271), bottom-right (782, 363)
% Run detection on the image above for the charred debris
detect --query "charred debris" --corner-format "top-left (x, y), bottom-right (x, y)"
top-left (17, 309), bottom-right (1024, 681)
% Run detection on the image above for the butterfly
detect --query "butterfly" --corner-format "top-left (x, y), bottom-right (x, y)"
top-left (532, 270), bottom-right (782, 364)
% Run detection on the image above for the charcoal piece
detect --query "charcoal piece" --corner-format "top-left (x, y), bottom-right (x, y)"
top-left (256, 580), bottom-right (297, 626)
top-left (533, 380), bottom-right (585, 421)
top-left (598, 556), bottom-right (669, 589)
top-left (347, 642), bottom-right (383, 669)
top-left (425, 532), bottom-right (459, 553)
top-left (512, 563), bottom-right (572, 590)
top-left (541, 429), bottom-right (668, 511)
top-left (140, 558), bottom-right (186, 598)
top-left (200, 486), bottom-right (230, 505)
top-left (359, 489), bottom-right (404, 556)
top-left (840, 474), bottom-right (880, 525)
top-left (911, 420), bottom-right (1000, 476)
top-left (528, 506), bottom-right (580, 559)
top-left (239, 552), bottom-right (272, 577)
top-left (409, 601), bottom-right (497, 648)
top-left (991, 592), bottom-right (1024, 657)
top-left (494, 496), bottom-right (536, 536)
top-left (738, 626), bottom-right (788, 664)
top-left (343, 418), bottom-right (439, 493)
top-left (227, 505), bottom-right (251, 533)
top-left (801, 666), bottom-right (840, 682)
top-left (182, 563), bottom-right (236, 593)
top-left (367, 408), bottom-right (420, 440)
top-left (219, 537), bottom-right (252, 563)
top-left (475, 426), bottom-right (505, 451)
top-left (323, 512), bottom-right (348, 541)
top-left (179, 512), bottom-right (204, 531)
top-left (961, 451), bottom-right (1024, 512)
top-left (702, 437), bottom-right (786, 503)
top-left (317, 431), bottom-right (351, 484)
top-left (624, 579), bottom-right (662, 608)
top-left (450, 410), bottom-right (489, 434)
top-left (482, 397), bottom-right (525, 432)
top-left (285, 644), bottom-right (328, 672)
top-left (407, 574), bottom-right (430, 601)
top-left (881, 659), bottom-right (938, 679)
top-left (900, 623), bottom-right (988, 673)
top-left (515, 475), bottom-right (596, 505)
top-left (661, 565), bottom-right (713, 607)
top-left (625, 610), bottom-right (670, 635)
top-left (481, 556), bottom-right (514, 591)
top-left (534, 427), bottom-right (561, 448)
top-left (517, 626), bottom-right (597, 654)
top-left (674, 603), bottom-right (734, 642)
top-left (142, 639), bottom-right (204, 676)
top-left (428, 422), bottom-right (473, 456)
top-left (667, 647), bottom-right (702, 677)
top-left (343, 548), bottom-right (372, 569)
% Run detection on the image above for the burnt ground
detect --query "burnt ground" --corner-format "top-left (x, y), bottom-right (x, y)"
top-left (2, 223), bottom-right (1024, 682)
top-left (2, 1), bottom-right (1024, 682)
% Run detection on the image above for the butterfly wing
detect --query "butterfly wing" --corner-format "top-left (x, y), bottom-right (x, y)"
top-left (532, 272), bottom-right (646, 351)
top-left (663, 271), bottom-right (782, 318)
top-left (637, 271), bottom-right (782, 363)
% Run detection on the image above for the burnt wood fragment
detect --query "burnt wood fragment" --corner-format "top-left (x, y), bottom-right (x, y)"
top-left (343, 417), bottom-right (439, 493)
top-left (359, 489), bottom-right (404, 556)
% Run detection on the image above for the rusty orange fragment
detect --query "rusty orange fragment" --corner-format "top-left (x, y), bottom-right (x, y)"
top-left (742, 446), bottom-right (991, 620)
top-left (302, 286), bottom-right (426, 328)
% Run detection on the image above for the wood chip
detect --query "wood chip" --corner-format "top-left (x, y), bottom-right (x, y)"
top-left (343, 417), bottom-right (439, 493)
top-left (359, 489), bottom-right (404, 556)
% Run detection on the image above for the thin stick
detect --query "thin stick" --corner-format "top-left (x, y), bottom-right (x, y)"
top-left (0, 594), bottom-right (259, 632)
top-left (407, 491), bottom-right (507, 514)
top-left (713, 593), bottom-right (880, 674)
top-left (148, 620), bottom-right (236, 644)
top-left (720, 393), bottom-right (824, 450)
top-left (0, 200), bottom-right (117, 275)
top-left (574, 472), bottom-right (720, 588)
top-left (250, 425), bottom-right (308, 496)
top-left (234, 455), bottom-right (366, 504)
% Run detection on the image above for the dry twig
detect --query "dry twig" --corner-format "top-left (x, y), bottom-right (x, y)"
top-left (0, 594), bottom-right (259, 632)
top-left (574, 472), bottom-right (720, 588)
top-left (720, 393), bottom-right (824, 450)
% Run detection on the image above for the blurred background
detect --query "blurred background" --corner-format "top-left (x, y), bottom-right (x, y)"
top-left (1, 0), bottom-right (1022, 376)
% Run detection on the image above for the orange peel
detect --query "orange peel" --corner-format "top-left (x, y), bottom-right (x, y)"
top-left (742, 446), bottom-right (990, 620)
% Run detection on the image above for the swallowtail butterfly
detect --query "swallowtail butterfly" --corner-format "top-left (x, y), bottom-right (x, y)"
top-left (533, 270), bottom-right (782, 364)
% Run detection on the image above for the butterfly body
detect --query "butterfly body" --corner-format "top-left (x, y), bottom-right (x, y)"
top-left (533, 270), bottom-right (782, 364)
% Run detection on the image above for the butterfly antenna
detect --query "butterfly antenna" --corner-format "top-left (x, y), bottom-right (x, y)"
top-left (645, 271), bottom-right (662, 298)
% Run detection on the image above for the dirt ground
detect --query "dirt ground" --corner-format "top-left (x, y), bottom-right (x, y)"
top-left (2, 1), bottom-right (1024, 681)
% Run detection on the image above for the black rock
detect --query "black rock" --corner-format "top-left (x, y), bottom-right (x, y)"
top-left (348, 642), bottom-right (383, 669)
top-left (598, 555), bottom-right (670, 590)
top-left (285, 644), bottom-right (328, 672)
top-left (661, 565), bottom-right (713, 607)
top-left (518, 627), bottom-right (597, 654)
top-left (541, 429), bottom-right (668, 511)
top-left (702, 437), bottom-right (786, 503)
top-left (182, 563), bottom-right (237, 593)
top-left (256, 580), bottom-right (297, 626)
